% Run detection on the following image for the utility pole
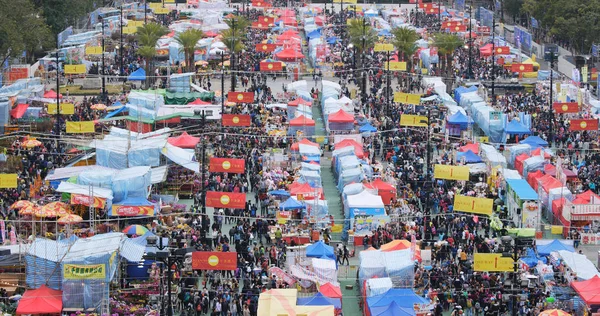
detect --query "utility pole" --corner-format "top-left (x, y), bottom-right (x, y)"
top-left (386, 50), bottom-right (391, 116)
top-left (101, 17), bottom-right (106, 103)
top-left (221, 52), bottom-right (225, 134)
top-left (491, 12), bottom-right (496, 105)
top-left (512, 242), bottom-right (518, 316)
top-left (468, 0), bottom-right (473, 79)
top-left (120, 6), bottom-right (124, 79)
top-left (144, 0), bottom-right (147, 23)
top-left (200, 119), bottom-right (207, 214)
top-left (415, 1), bottom-right (418, 27)
top-left (230, 18), bottom-right (237, 91)
top-left (55, 35), bottom-right (61, 151)
top-left (549, 52), bottom-right (557, 147)
top-left (438, 0), bottom-right (441, 28)
top-left (361, 18), bottom-right (367, 108)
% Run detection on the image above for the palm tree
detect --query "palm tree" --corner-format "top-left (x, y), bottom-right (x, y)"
top-left (391, 27), bottom-right (419, 73)
top-left (136, 23), bottom-right (167, 88)
top-left (221, 16), bottom-right (250, 91)
top-left (432, 33), bottom-right (464, 76)
top-left (175, 29), bottom-right (205, 72)
top-left (347, 18), bottom-right (377, 68)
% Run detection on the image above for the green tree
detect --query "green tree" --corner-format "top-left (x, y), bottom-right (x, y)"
top-left (174, 29), bottom-right (204, 73)
top-left (391, 27), bottom-right (419, 72)
top-left (221, 16), bottom-right (250, 91)
top-left (432, 33), bottom-right (463, 75)
top-left (347, 18), bottom-right (377, 68)
top-left (0, 0), bottom-right (54, 65)
top-left (136, 23), bottom-right (167, 88)
top-left (31, 0), bottom-right (96, 35)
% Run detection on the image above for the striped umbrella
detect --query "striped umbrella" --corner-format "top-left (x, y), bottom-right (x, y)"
top-left (41, 202), bottom-right (70, 217)
top-left (10, 200), bottom-right (34, 209)
top-left (21, 139), bottom-right (42, 148)
top-left (539, 310), bottom-right (571, 316)
top-left (122, 225), bottom-right (149, 235)
top-left (18, 205), bottom-right (39, 216)
top-left (34, 207), bottom-right (58, 218)
top-left (90, 103), bottom-right (107, 110)
top-left (57, 214), bottom-right (83, 225)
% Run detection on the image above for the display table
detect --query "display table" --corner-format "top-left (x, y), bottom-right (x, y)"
top-left (270, 233), bottom-right (311, 245)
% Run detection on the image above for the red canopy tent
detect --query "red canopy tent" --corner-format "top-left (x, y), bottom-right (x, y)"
top-left (16, 285), bottom-right (63, 315)
top-left (10, 103), bottom-right (29, 119)
top-left (531, 147), bottom-right (551, 158)
top-left (334, 139), bottom-right (364, 158)
top-left (515, 153), bottom-right (530, 175)
top-left (288, 98), bottom-right (312, 106)
top-left (188, 98), bottom-right (211, 106)
top-left (275, 9), bottom-right (295, 17)
top-left (278, 30), bottom-right (301, 41)
top-left (289, 115), bottom-right (315, 126)
top-left (275, 48), bottom-right (305, 61)
top-left (314, 16), bottom-right (325, 26)
top-left (572, 275), bottom-right (600, 305)
top-left (527, 170), bottom-right (544, 191)
top-left (277, 16), bottom-right (298, 26)
top-left (288, 182), bottom-right (323, 200)
top-left (459, 143), bottom-right (479, 154)
top-left (204, 31), bottom-right (218, 37)
top-left (544, 164), bottom-right (557, 176)
top-left (319, 282), bottom-right (342, 299)
top-left (43, 90), bottom-right (62, 99)
top-left (291, 138), bottom-right (319, 151)
top-left (479, 43), bottom-right (493, 56)
top-left (572, 197), bottom-right (589, 205)
top-left (539, 174), bottom-right (562, 193)
top-left (167, 132), bottom-right (200, 148)
top-left (364, 178), bottom-right (397, 205)
top-left (577, 190), bottom-right (600, 203)
top-left (328, 110), bottom-right (354, 123)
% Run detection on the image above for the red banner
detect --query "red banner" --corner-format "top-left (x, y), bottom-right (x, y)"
top-left (252, 0), bottom-right (271, 7)
top-left (209, 158), bottom-right (246, 173)
top-left (251, 22), bottom-right (269, 29)
top-left (111, 205), bottom-right (154, 217)
top-left (442, 21), bottom-right (459, 29)
top-left (255, 43), bottom-right (276, 52)
top-left (419, 3), bottom-right (436, 9)
top-left (258, 16), bottom-right (275, 25)
top-left (192, 252), bottom-right (237, 270)
top-left (409, 0), bottom-right (423, 3)
top-left (71, 193), bottom-right (106, 208)
top-left (425, 7), bottom-right (440, 15)
top-left (260, 62), bottom-right (283, 71)
top-left (494, 46), bottom-right (511, 55)
top-left (511, 63), bottom-right (534, 72)
top-left (222, 114), bottom-right (251, 127)
top-left (569, 119), bottom-right (599, 131)
top-left (552, 102), bottom-right (579, 114)
top-left (451, 25), bottom-right (467, 32)
top-left (227, 91), bottom-right (254, 103)
top-left (205, 191), bottom-right (247, 209)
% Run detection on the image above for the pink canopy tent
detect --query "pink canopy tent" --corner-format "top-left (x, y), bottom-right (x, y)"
top-left (167, 132), bottom-right (200, 149)
top-left (188, 98), bottom-right (211, 105)
top-left (43, 90), bottom-right (62, 99)
top-left (327, 110), bottom-right (354, 123)
top-left (291, 138), bottom-right (319, 151)
top-left (459, 143), bottom-right (479, 154)
top-left (288, 98), bottom-right (312, 106)
top-left (276, 48), bottom-right (305, 61)
top-left (289, 115), bottom-right (315, 126)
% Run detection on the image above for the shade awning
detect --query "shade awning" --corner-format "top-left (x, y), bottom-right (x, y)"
top-left (16, 285), bottom-right (63, 315)
top-left (10, 103), bottom-right (29, 119)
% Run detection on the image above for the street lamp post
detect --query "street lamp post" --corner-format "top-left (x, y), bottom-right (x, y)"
top-left (101, 17), bottom-right (106, 103)
top-left (386, 50), bottom-right (391, 116)
top-left (491, 13), bottom-right (496, 105)
top-left (55, 36), bottom-right (61, 145)
top-left (420, 110), bottom-right (432, 239)
top-left (468, 0), bottom-right (473, 79)
top-left (220, 52), bottom-right (225, 134)
top-left (438, 0), bottom-right (441, 28)
top-left (120, 6), bottom-right (124, 78)
top-left (144, 0), bottom-right (147, 23)
top-left (548, 51), bottom-right (558, 146)
top-left (361, 18), bottom-right (367, 106)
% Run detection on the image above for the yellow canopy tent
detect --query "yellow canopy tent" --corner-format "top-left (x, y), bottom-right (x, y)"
top-left (258, 289), bottom-right (335, 316)
top-left (522, 54), bottom-right (540, 78)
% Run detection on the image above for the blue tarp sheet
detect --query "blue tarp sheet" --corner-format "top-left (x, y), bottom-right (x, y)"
top-left (505, 119), bottom-right (532, 135)
top-left (537, 240), bottom-right (575, 256)
top-left (457, 150), bottom-right (483, 163)
top-left (297, 293), bottom-right (341, 309)
top-left (104, 106), bottom-right (126, 119)
top-left (128, 68), bottom-right (146, 81)
top-left (367, 289), bottom-right (429, 312)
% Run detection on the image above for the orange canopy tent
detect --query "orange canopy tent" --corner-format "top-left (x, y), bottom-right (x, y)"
top-left (289, 115), bottom-right (315, 126)
top-left (288, 98), bottom-right (312, 107)
top-left (380, 240), bottom-right (411, 252)
top-left (291, 138), bottom-right (319, 151)
top-left (16, 285), bottom-right (63, 315)
top-left (328, 110), bottom-right (354, 123)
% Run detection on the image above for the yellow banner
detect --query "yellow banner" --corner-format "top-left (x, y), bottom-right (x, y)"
top-left (122, 26), bottom-right (138, 34)
top-left (149, 3), bottom-right (162, 9)
top-left (66, 121), bottom-right (95, 133)
top-left (63, 264), bottom-right (106, 280)
top-left (374, 43), bottom-right (394, 52)
top-left (433, 164), bottom-right (470, 181)
top-left (64, 64), bottom-right (86, 74)
top-left (421, 68), bottom-right (428, 75)
top-left (394, 92), bottom-right (421, 104)
top-left (276, 211), bottom-right (290, 224)
top-left (128, 21), bottom-right (145, 27)
top-left (551, 226), bottom-right (563, 234)
top-left (154, 7), bottom-right (170, 14)
top-left (331, 224), bottom-right (343, 233)
top-left (47, 103), bottom-right (75, 115)
top-left (399, 114), bottom-right (428, 127)
top-left (474, 253), bottom-right (514, 272)
top-left (388, 61), bottom-right (407, 71)
top-left (85, 46), bottom-right (103, 55)
top-left (164, 0), bottom-right (175, 2)
top-left (0, 174), bottom-right (18, 188)
top-left (333, 0), bottom-right (358, 3)
top-left (453, 195), bottom-right (494, 216)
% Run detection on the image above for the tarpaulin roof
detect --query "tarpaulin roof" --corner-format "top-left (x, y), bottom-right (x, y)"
top-left (306, 241), bottom-right (336, 260)
top-left (577, 190), bottom-right (600, 203)
top-left (572, 275), bottom-right (600, 305)
top-left (367, 289), bottom-right (429, 311)
top-left (297, 292), bottom-right (341, 309)
top-left (334, 139), bottom-right (363, 158)
top-left (167, 131), bottom-right (200, 148)
top-left (520, 135), bottom-right (548, 148)
top-left (447, 111), bottom-right (473, 127)
top-left (370, 301), bottom-right (415, 316)
top-left (319, 282), bottom-right (342, 299)
top-left (527, 170), bottom-right (545, 191)
top-left (16, 285), bottom-right (63, 315)
top-left (43, 90), bottom-right (62, 99)
top-left (359, 123), bottom-right (377, 133)
top-left (10, 103), bottom-right (29, 119)
top-left (279, 197), bottom-right (305, 210)
top-left (328, 109), bottom-right (354, 123)
top-left (188, 98), bottom-right (211, 105)
top-left (539, 174), bottom-right (562, 192)
top-left (289, 115), bottom-right (315, 126)
top-left (459, 143), bottom-right (479, 154)
top-left (537, 239), bottom-right (575, 256)
top-left (128, 67), bottom-right (146, 81)
top-left (532, 147), bottom-right (552, 158)
top-left (288, 98), bottom-right (312, 106)
top-left (364, 179), bottom-right (396, 192)
top-left (506, 179), bottom-right (538, 200)
top-left (379, 240), bottom-right (411, 252)
top-left (506, 119), bottom-right (532, 135)
top-left (291, 138), bottom-right (319, 151)
top-left (457, 150), bottom-right (483, 163)
top-left (275, 48), bottom-right (305, 59)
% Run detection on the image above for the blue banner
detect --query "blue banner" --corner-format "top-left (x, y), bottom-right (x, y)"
top-left (495, 0), bottom-right (501, 10)
top-left (57, 26), bottom-right (73, 47)
top-left (514, 26), bottom-right (532, 51)
top-left (455, 0), bottom-right (465, 12)
top-left (531, 17), bottom-right (538, 28)
top-left (480, 7), bottom-right (494, 28)
top-left (593, 44), bottom-right (598, 57)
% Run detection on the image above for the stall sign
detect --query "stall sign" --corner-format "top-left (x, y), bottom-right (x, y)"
top-left (521, 201), bottom-right (539, 229)
top-left (400, 114), bottom-right (428, 127)
top-left (63, 264), bottom-right (106, 280)
top-left (454, 195), bottom-right (493, 216)
top-left (394, 93), bottom-right (422, 105)
top-left (47, 103), bottom-right (75, 115)
top-left (474, 253), bottom-right (513, 272)
top-left (433, 165), bottom-right (470, 181)
top-left (66, 121), bottom-right (95, 133)
top-left (0, 174), bottom-right (18, 189)
top-left (192, 252), bottom-right (237, 270)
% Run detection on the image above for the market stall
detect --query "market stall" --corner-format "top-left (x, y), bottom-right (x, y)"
top-left (504, 179), bottom-right (540, 229)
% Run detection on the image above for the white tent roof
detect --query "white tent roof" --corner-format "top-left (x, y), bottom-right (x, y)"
top-left (347, 190), bottom-right (384, 208)
top-left (56, 182), bottom-right (113, 200)
top-left (299, 144), bottom-right (321, 155)
top-left (557, 250), bottom-right (600, 280)
top-left (321, 80), bottom-right (341, 91)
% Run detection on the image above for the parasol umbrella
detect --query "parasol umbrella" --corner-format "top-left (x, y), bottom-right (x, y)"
top-left (21, 139), bottom-right (42, 148)
top-left (19, 205), bottom-right (39, 216)
top-left (41, 202), bottom-right (70, 217)
top-left (58, 214), bottom-right (83, 225)
top-left (11, 200), bottom-right (34, 209)
top-left (90, 103), bottom-right (107, 110)
top-left (34, 206), bottom-right (58, 218)
top-left (123, 224), bottom-right (149, 235)
top-left (539, 310), bottom-right (570, 316)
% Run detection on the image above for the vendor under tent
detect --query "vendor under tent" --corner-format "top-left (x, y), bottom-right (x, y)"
top-left (327, 109), bottom-right (354, 131)
top-left (505, 119), bottom-right (532, 140)
top-left (537, 239), bottom-right (575, 256)
top-left (279, 197), bottom-right (305, 210)
top-left (367, 288), bottom-right (430, 315)
top-left (288, 115), bottom-right (316, 136)
top-left (16, 285), bottom-right (63, 315)
top-left (167, 131), bottom-right (200, 148)
top-left (275, 48), bottom-right (304, 61)
top-left (504, 179), bottom-right (539, 229)
top-left (345, 190), bottom-right (388, 236)
top-left (446, 111), bottom-right (473, 136)
top-left (571, 275), bottom-right (600, 305)
top-left (557, 250), bottom-right (600, 280)
top-left (520, 135), bottom-right (548, 148)
top-left (306, 241), bottom-right (336, 260)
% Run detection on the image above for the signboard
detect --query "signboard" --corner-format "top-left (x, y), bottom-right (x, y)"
top-left (260, 62), bottom-right (283, 71)
top-left (454, 195), bottom-right (493, 216)
top-left (192, 252), bottom-right (237, 270)
top-left (66, 121), bottom-right (95, 133)
top-left (521, 201), bottom-right (540, 229)
top-left (122, 26), bottom-right (138, 34)
top-left (85, 46), bottom-right (103, 55)
top-left (209, 158), bottom-right (245, 173)
top-left (374, 43), bottom-right (394, 52)
top-left (255, 43), bottom-right (276, 52)
top-left (276, 211), bottom-right (291, 224)
top-left (63, 264), bottom-right (106, 280)
top-left (473, 253), bottom-right (514, 272)
top-left (433, 164), bottom-right (470, 181)
top-left (7, 66), bottom-right (28, 82)
top-left (399, 114), bottom-right (428, 127)
top-left (552, 102), bottom-right (579, 114)
top-left (489, 111), bottom-right (502, 121)
top-left (569, 119), bottom-right (599, 131)
top-left (222, 114), bottom-right (251, 127)
top-left (511, 63), bottom-right (534, 73)
top-left (110, 205), bottom-right (154, 217)
top-left (393, 92), bottom-right (421, 105)
top-left (0, 174), bottom-right (18, 189)
top-left (70, 193), bottom-right (106, 208)
top-left (227, 91), bottom-right (254, 103)
top-left (154, 7), bottom-right (170, 14)
top-left (205, 191), bottom-right (247, 209)
top-left (47, 103), bottom-right (75, 115)
top-left (64, 64), bottom-right (87, 74)
top-left (387, 62), bottom-right (407, 71)
top-left (582, 66), bottom-right (588, 83)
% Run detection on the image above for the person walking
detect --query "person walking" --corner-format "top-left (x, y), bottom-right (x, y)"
top-left (342, 245), bottom-right (350, 265)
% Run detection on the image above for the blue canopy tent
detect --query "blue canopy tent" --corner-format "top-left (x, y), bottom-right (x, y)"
top-left (505, 119), bottom-right (532, 135)
top-left (367, 289), bottom-right (430, 314)
top-left (537, 239), bottom-right (575, 256)
top-left (520, 135), bottom-right (548, 148)
top-left (446, 111), bottom-right (473, 128)
top-left (279, 197), bottom-right (305, 210)
top-left (297, 292), bottom-right (341, 309)
top-left (370, 301), bottom-right (415, 316)
top-left (128, 68), bottom-right (146, 81)
top-left (306, 241), bottom-right (336, 260)
top-left (378, 29), bottom-right (392, 37)
top-left (456, 150), bottom-right (483, 163)
top-left (520, 248), bottom-right (546, 267)
top-left (306, 30), bottom-right (321, 39)
top-left (327, 37), bottom-right (338, 44)
top-left (104, 105), bottom-right (126, 119)
top-left (359, 123), bottom-right (377, 133)
top-left (268, 190), bottom-right (291, 197)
